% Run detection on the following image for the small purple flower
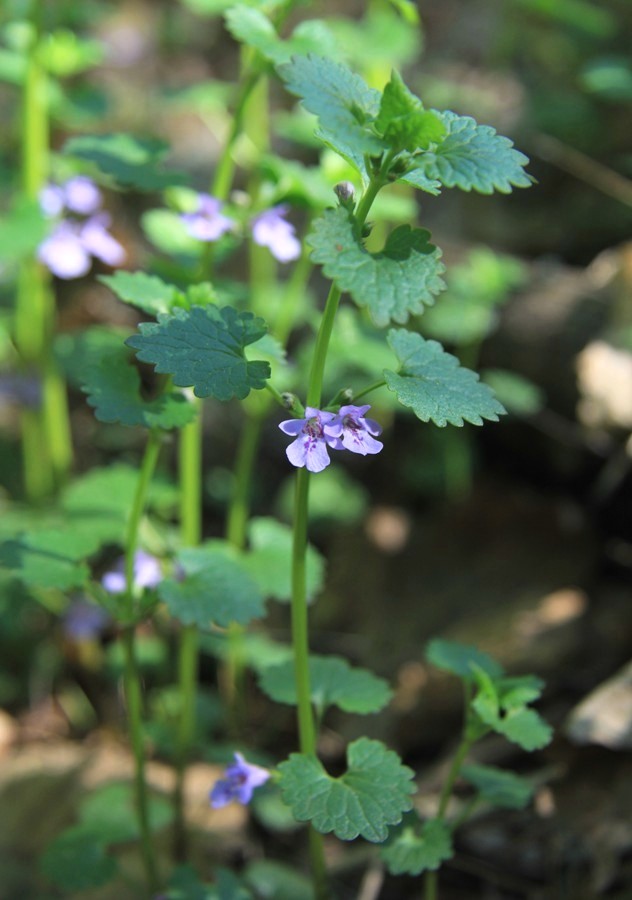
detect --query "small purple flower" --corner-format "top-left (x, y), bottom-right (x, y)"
top-left (329, 405), bottom-right (383, 456)
top-left (63, 599), bottom-right (110, 640)
top-left (181, 194), bottom-right (235, 242)
top-left (279, 406), bottom-right (340, 473)
top-left (251, 205), bottom-right (301, 263)
top-left (101, 550), bottom-right (163, 594)
top-left (37, 216), bottom-right (125, 279)
top-left (80, 213), bottom-right (126, 267)
top-left (209, 752), bottom-right (270, 808)
top-left (40, 176), bottom-right (102, 217)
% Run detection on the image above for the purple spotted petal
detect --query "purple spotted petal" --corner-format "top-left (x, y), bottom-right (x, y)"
top-left (37, 221), bottom-right (91, 278)
top-left (252, 205), bottom-right (301, 263)
top-left (331, 404), bottom-right (384, 456)
top-left (63, 177), bottom-right (102, 215)
top-left (80, 215), bottom-right (126, 266)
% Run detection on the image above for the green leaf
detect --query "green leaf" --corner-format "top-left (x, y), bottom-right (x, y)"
top-left (126, 305), bottom-right (270, 401)
top-left (259, 654), bottom-right (392, 715)
top-left (278, 738), bottom-right (415, 842)
top-left (158, 542), bottom-right (265, 629)
top-left (482, 369), bottom-right (545, 416)
top-left (425, 638), bottom-right (504, 680)
top-left (0, 198), bottom-right (48, 263)
top-left (308, 207), bottom-right (445, 327)
top-left (471, 671), bottom-right (552, 751)
top-left (40, 826), bottom-right (117, 891)
top-left (81, 343), bottom-right (196, 430)
top-left (461, 764), bottom-right (535, 809)
top-left (376, 71), bottom-right (445, 153)
top-left (37, 29), bottom-right (104, 76)
top-left (243, 860), bottom-right (314, 900)
top-left (55, 326), bottom-right (130, 388)
top-left (0, 529), bottom-right (95, 590)
top-left (381, 817), bottom-right (453, 875)
top-left (384, 329), bottom-right (506, 426)
top-left (99, 271), bottom-right (181, 316)
top-left (142, 208), bottom-right (202, 256)
top-left (244, 517), bottom-right (324, 603)
top-left (412, 111), bottom-right (532, 194)
top-left (79, 782), bottom-right (173, 843)
top-left (277, 55), bottom-right (383, 177)
top-left (63, 133), bottom-right (188, 191)
top-left (226, 7), bottom-right (338, 67)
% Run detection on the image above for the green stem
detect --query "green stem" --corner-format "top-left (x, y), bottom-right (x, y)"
top-left (289, 176), bottom-right (386, 900)
top-left (15, 0), bottom-right (73, 498)
top-left (351, 379), bottom-right (387, 403)
top-left (226, 411), bottom-right (263, 548)
top-left (122, 430), bottom-right (163, 895)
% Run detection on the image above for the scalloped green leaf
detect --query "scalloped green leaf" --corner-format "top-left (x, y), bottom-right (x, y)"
top-left (384, 329), bottom-right (506, 426)
top-left (259, 654), bottom-right (392, 715)
top-left (81, 344), bottom-right (196, 430)
top-left (0, 528), bottom-right (95, 590)
top-left (99, 271), bottom-right (180, 316)
top-left (63, 133), bottom-right (188, 191)
top-left (461, 764), bottom-right (534, 809)
top-left (158, 542), bottom-right (265, 629)
top-left (40, 826), bottom-right (117, 891)
top-left (381, 817), bottom-right (453, 875)
top-left (308, 207), bottom-right (445, 327)
top-left (244, 517), bottom-right (324, 603)
top-left (411, 111), bottom-right (532, 194)
top-left (126, 305), bottom-right (271, 401)
top-left (226, 8), bottom-right (338, 68)
top-left (277, 54), bottom-right (383, 176)
top-left (278, 738), bottom-right (414, 842)
top-left (376, 71), bottom-right (445, 153)
top-left (425, 638), bottom-right (504, 680)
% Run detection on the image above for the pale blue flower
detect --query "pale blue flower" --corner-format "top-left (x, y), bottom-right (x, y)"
top-left (181, 194), bottom-right (235, 241)
top-left (63, 599), bottom-right (110, 640)
top-left (328, 404), bottom-right (383, 456)
top-left (251, 204), bottom-right (301, 262)
top-left (209, 753), bottom-right (270, 808)
top-left (101, 550), bottom-right (163, 594)
top-left (37, 214), bottom-right (125, 279)
top-left (279, 406), bottom-right (340, 473)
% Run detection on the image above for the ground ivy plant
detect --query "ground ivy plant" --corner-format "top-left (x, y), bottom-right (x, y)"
top-left (0, 3), bottom-right (552, 899)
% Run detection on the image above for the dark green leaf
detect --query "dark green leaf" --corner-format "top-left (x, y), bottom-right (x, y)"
top-left (308, 207), bottom-right (445, 327)
top-left (278, 738), bottom-right (415, 842)
top-left (40, 826), bottom-right (117, 891)
top-left (81, 343), bottom-right (196, 429)
top-left (63, 133), bottom-right (188, 191)
top-left (382, 817), bottom-right (453, 875)
top-left (425, 638), bottom-right (504, 679)
top-left (384, 329), bottom-right (506, 426)
top-left (158, 542), bottom-right (265, 628)
top-left (99, 271), bottom-right (181, 316)
top-left (79, 782), bottom-right (173, 843)
top-left (461, 764), bottom-right (534, 809)
top-left (259, 654), bottom-right (392, 714)
top-left (243, 860), bottom-right (314, 900)
top-left (126, 306), bottom-right (271, 401)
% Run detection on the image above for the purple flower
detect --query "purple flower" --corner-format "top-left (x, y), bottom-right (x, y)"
top-left (279, 406), bottom-right (340, 473)
top-left (101, 550), bottom-right (163, 594)
top-left (328, 405), bottom-right (383, 456)
top-left (209, 752), bottom-right (270, 808)
top-left (37, 216), bottom-right (125, 279)
top-left (181, 194), bottom-right (235, 242)
top-left (251, 205), bottom-right (301, 263)
top-left (63, 599), bottom-right (110, 640)
top-left (40, 176), bottom-right (102, 217)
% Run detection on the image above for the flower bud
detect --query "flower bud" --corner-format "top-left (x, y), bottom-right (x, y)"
top-left (334, 181), bottom-right (355, 208)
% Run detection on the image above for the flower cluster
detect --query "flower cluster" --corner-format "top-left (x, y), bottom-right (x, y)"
top-left (101, 550), bottom-right (163, 594)
top-left (279, 404), bottom-right (383, 473)
top-left (38, 176), bottom-right (126, 279)
top-left (209, 752), bottom-right (270, 808)
top-left (181, 194), bottom-right (300, 263)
